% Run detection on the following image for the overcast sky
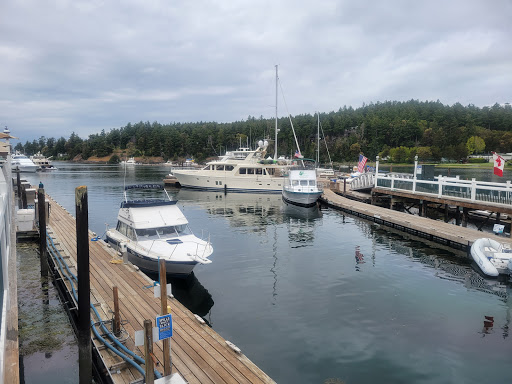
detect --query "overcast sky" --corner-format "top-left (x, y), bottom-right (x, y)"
top-left (2, 0), bottom-right (511, 144)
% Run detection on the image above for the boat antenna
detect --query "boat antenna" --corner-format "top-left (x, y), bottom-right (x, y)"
top-left (274, 64), bottom-right (278, 160)
top-left (123, 159), bottom-right (128, 202)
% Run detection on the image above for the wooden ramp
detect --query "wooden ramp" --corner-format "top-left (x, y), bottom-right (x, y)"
top-left (321, 189), bottom-right (512, 250)
top-left (47, 195), bottom-right (274, 384)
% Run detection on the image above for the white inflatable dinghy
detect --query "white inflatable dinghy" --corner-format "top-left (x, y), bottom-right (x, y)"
top-left (470, 238), bottom-right (512, 277)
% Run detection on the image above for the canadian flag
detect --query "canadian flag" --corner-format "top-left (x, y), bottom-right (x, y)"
top-left (493, 152), bottom-right (505, 177)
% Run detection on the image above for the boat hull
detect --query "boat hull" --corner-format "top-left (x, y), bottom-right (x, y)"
top-left (172, 170), bottom-right (285, 193)
top-left (282, 190), bottom-right (322, 207)
top-left (106, 234), bottom-right (203, 277)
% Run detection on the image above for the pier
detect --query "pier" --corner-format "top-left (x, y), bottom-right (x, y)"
top-left (320, 189), bottom-right (512, 252)
top-left (45, 194), bottom-right (274, 383)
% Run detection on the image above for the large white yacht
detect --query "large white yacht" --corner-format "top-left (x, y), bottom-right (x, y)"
top-left (30, 152), bottom-right (56, 170)
top-left (173, 65), bottom-right (294, 193)
top-left (11, 152), bottom-right (38, 173)
top-left (171, 140), bottom-right (293, 193)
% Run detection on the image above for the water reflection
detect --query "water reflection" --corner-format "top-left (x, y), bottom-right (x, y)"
top-left (176, 189), bottom-right (285, 232)
top-left (283, 202), bottom-right (322, 248)
top-left (145, 271), bottom-right (214, 325)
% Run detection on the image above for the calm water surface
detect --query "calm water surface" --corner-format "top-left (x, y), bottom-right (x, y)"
top-left (24, 163), bottom-right (512, 384)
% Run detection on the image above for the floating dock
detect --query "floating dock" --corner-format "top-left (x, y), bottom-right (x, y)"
top-left (320, 189), bottom-right (512, 251)
top-left (46, 195), bottom-right (274, 383)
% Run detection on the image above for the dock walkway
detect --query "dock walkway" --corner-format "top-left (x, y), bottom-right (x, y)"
top-left (321, 189), bottom-right (512, 251)
top-left (47, 195), bottom-right (274, 384)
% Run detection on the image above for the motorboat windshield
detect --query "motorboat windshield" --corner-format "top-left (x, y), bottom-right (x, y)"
top-left (135, 224), bottom-right (193, 240)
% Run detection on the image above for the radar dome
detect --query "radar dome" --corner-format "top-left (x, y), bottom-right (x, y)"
top-left (258, 140), bottom-right (263, 148)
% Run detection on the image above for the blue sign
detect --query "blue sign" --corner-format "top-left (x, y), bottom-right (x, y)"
top-left (156, 314), bottom-right (173, 340)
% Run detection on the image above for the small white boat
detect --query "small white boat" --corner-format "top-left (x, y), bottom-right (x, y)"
top-left (106, 184), bottom-right (213, 276)
top-left (282, 169), bottom-right (323, 207)
top-left (11, 152), bottom-right (38, 172)
top-left (121, 157), bottom-right (137, 165)
top-left (470, 237), bottom-right (512, 277)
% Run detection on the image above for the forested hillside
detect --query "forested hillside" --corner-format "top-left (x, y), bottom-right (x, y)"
top-left (15, 100), bottom-right (512, 163)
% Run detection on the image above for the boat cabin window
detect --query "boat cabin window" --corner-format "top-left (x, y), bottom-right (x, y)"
top-left (135, 228), bottom-right (160, 240)
top-left (247, 168), bottom-right (254, 175)
top-left (292, 180), bottom-right (299, 186)
top-left (239, 168), bottom-right (246, 175)
top-left (255, 168), bottom-right (262, 175)
top-left (216, 165), bottom-right (224, 171)
top-left (225, 165), bottom-right (234, 171)
top-left (117, 221), bottom-right (136, 240)
top-left (300, 180), bottom-right (308, 186)
top-left (309, 180), bottom-right (316, 186)
top-left (266, 168), bottom-right (275, 176)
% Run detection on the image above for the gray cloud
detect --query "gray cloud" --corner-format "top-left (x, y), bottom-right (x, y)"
top-left (1, 0), bottom-right (511, 144)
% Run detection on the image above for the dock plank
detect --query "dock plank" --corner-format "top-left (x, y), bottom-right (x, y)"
top-left (46, 195), bottom-right (274, 384)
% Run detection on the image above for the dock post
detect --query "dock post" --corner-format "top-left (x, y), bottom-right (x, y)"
top-left (462, 208), bottom-right (469, 228)
top-left (37, 184), bottom-right (48, 276)
top-left (455, 206), bottom-right (461, 226)
top-left (444, 204), bottom-right (449, 223)
top-left (16, 168), bottom-right (22, 208)
top-left (21, 184), bottom-right (27, 209)
top-left (144, 319), bottom-right (155, 384)
top-left (343, 178), bottom-right (346, 196)
top-left (113, 286), bottom-right (121, 337)
top-left (75, 186), bottom-right (92, 384)
top-left (159, 260), bottom-right (172, 376)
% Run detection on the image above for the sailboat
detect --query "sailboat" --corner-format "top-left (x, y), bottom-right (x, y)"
top-left (314, 113), bottom-right (335, 178)
top-left (171, 65), bottom-right (292, 193)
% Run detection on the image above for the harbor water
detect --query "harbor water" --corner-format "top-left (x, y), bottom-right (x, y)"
top-left (23, 163), bottom-right (512, 384)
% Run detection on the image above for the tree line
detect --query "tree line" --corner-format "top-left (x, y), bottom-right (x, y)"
top-left (14, 99), bottom-right (512, 164)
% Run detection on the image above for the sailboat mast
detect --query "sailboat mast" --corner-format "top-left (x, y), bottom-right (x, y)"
top-left (274, 65), bottom-right (278, 160)
top-left (317, 112), bottom-right (320, 164)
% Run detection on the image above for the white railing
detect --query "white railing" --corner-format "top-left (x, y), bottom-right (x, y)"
top-left (374, 172), bottom-right (512, 205)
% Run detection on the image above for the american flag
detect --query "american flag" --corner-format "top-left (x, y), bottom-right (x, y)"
top-left (355, 246), bottom-right (365, 264)
top-left (294, 150), bottom-right (303, 158)
top-left (357, 154), bottom-right (368, 173)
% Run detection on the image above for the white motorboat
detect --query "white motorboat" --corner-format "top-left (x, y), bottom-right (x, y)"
top-left (11, 152), bottom-right (38, 172)
top-left (106, 184), bottom-right (213, 276)
top-left (282, 169), bottom-right (323, 207)
top-left (470, 237), bottom-right (512, 277)
top-left (30, 152), bottom-right (56, 170)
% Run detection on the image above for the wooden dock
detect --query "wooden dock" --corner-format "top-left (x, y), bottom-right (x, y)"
top-left (320, 189), bottom-right (512, 251)
top-left (46, 195), bottom-right (274, 384)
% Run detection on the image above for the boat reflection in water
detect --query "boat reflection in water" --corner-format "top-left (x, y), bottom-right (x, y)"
top-left (282, 201), bottom-right (322, 247)
top-left (175, 189), bottom-right (286, 232)
top-left (145, 271), bottom-right (214, 325)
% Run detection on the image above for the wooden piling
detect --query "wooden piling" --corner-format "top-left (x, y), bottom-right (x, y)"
top-left (38, 186), bottom-right (48, 276)
top-left (113, 286), bottom-right (121, 337)
top-left (144, 319), bottom-right (155, 384)
top-left (159, 260), bottom-right (171, 376)
top-left (75, 186), bottom-right (92, 384)
top-left (16, 168), bottom-right (21, 209)
top-left (21, 184), bottom-right (27, 209)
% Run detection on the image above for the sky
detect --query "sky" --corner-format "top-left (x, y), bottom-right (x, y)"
top-left (1, 0), bottom-right (511, 144)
